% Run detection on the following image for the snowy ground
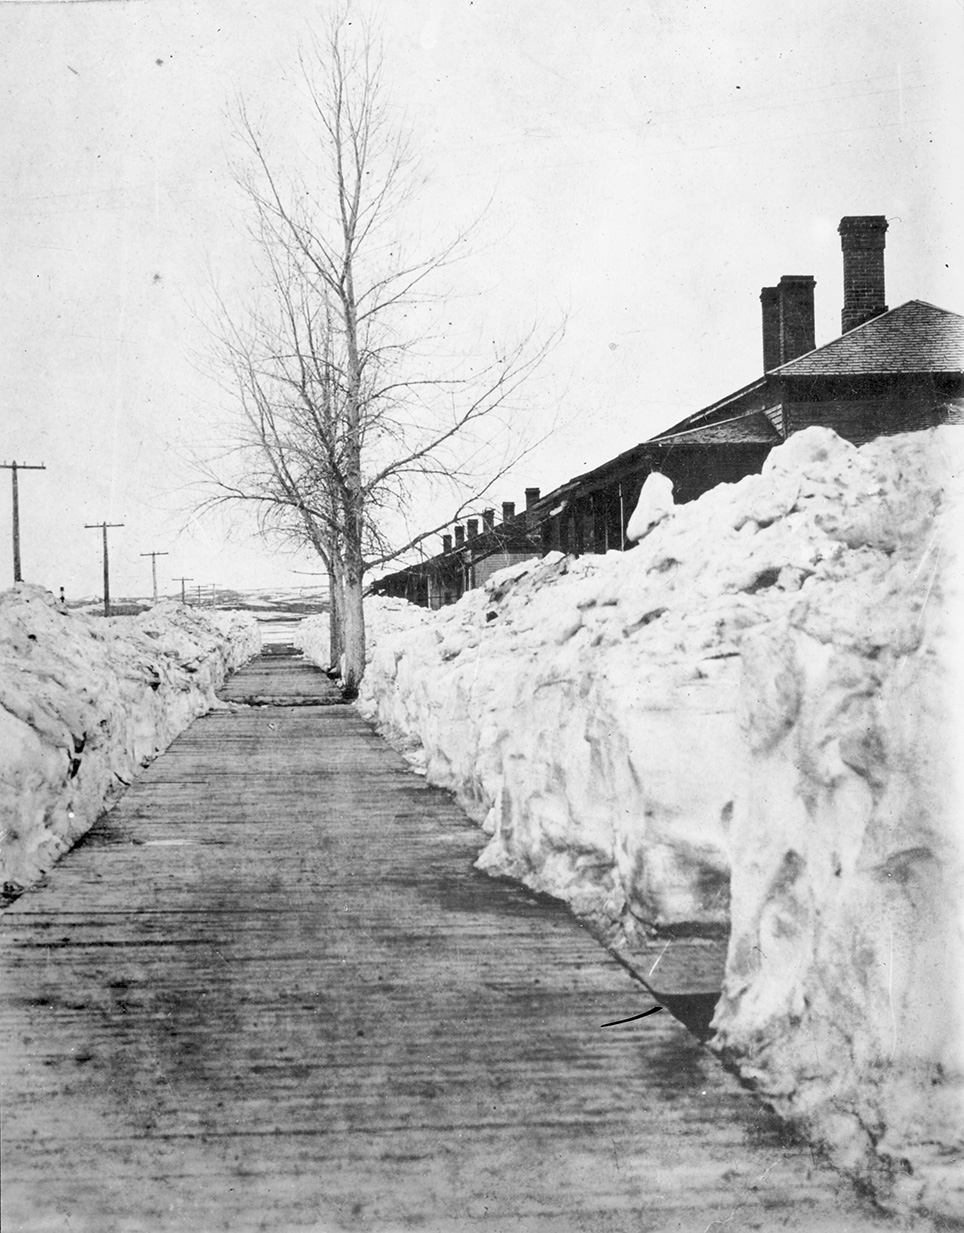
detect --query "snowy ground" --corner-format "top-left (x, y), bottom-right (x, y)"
top-left (0, 588), bottom-right (260, 898)
top-left (299, 426), bottom-right (964, 1222)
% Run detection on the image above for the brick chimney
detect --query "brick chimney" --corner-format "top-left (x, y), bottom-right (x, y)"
top-left (525, 487), bottom-right (540, 508)
top-left (482, 508), bottom-right (495, 531)
top-left (760, 285), bottom-right (780, 372)
top-left (467, 518), bottom-right (479, 539)
top-left (442, 533), bottom-right (452, 553)
top-left (839, 215), bottom-right (888, 333)
top-left (760, 275), bottom-right (816, 371)
top-left (501, 501), bottom-right (515, 523)
top-left (454, 524), bottom-right (465, 547)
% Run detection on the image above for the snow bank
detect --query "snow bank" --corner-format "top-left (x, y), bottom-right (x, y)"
top-left (295, 599), bottom-right (429, 675)
top-left (298, 426), bottom-right (963, 1219)
top-left (351, 443), bottom-right (868, 941)
top-left (715, 431), bottom-right (964, 1219)
top-left (0, 588), bottom-right (260, 896)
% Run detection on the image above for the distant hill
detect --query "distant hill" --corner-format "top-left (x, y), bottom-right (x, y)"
top-left (65, 588), bottom-right (329, 617)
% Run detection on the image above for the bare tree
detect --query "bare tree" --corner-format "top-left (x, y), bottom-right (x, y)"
top-left (204, 9), bottom-right (556, 697)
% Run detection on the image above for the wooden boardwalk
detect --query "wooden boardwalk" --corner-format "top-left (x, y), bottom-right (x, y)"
top-left (1, 651), bottom-right (900, 1232)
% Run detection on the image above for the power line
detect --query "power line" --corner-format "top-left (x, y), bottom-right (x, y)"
top-left (1, 461), bottom-right (46, 584)
top-left (84, 522), bottom-right (124, 617)
top-left (140, 549), bottom-right (169, 604)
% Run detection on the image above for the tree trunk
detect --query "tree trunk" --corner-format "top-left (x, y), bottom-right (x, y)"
top-left (327, 566), bottom-right (343, 672)
top-left (339, 570), bottom-right (365, 700)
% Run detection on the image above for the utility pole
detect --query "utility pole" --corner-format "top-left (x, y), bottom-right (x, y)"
top-left (209, 583), bottom-right (220, 608)
top-left (139, 550), bottom-right (169, 604)
top-left (1, 461), bottom-right (46, 583)
top-left (84, 522), bottom-right (124, 617)
top-left (173, 576), bottom-right (193, 604)
top-left (196, 584), bottom-right (202, 606)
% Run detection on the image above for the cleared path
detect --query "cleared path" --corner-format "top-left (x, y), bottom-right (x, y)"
top-left (1, 650), bottom-right (898, 1232)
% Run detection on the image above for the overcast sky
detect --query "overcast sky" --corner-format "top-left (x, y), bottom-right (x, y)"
top-left (2, 0), bottom-right (961, 601)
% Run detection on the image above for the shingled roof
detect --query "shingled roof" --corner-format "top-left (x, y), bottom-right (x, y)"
top-left (774, 300), bottom-right (964, 377)
top-left (651, 410), bottom-right (781, 445)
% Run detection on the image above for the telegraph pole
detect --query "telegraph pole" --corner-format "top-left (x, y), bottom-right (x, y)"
top-left (1, 461), bottom-right (46, 583)
top-left (173, 576), bottom-right (193, 604)
top-left (209, 583), bottom-right (220, 608)
top-left (196, 584), bottom-right (203, 606)
top-left (140, 550), bottom-right (169, 604)
top-left (84, 522), bottom-right (124, 617)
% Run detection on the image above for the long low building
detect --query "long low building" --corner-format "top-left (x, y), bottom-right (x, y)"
top-left (372, 216), bottom-right (964, 609)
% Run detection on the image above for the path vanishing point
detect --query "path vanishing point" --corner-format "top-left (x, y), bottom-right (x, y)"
top-left (1, 633), bottom-right (902, 1232)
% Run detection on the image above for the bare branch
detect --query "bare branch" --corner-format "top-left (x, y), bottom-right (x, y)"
top-left (198, 5), bottom-right (559, 692)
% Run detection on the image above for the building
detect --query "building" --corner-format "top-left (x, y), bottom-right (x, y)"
top-left (655, 218), bottom-right (963, 449)
top-left (372, 216), bottom-right (964, 607)
top-left (369, 494), bottom-right (543, 609)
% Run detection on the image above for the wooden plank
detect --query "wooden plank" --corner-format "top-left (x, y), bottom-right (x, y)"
top-left (0, 658), bottom-right (889, 1231)
top-left (218, 647), bottom-right (343, 705)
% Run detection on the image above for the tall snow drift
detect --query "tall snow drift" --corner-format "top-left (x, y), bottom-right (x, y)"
top-left (0, 588), bottom-right (260, 896)
top-left (297, 425), bottom-right (963, 1219)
